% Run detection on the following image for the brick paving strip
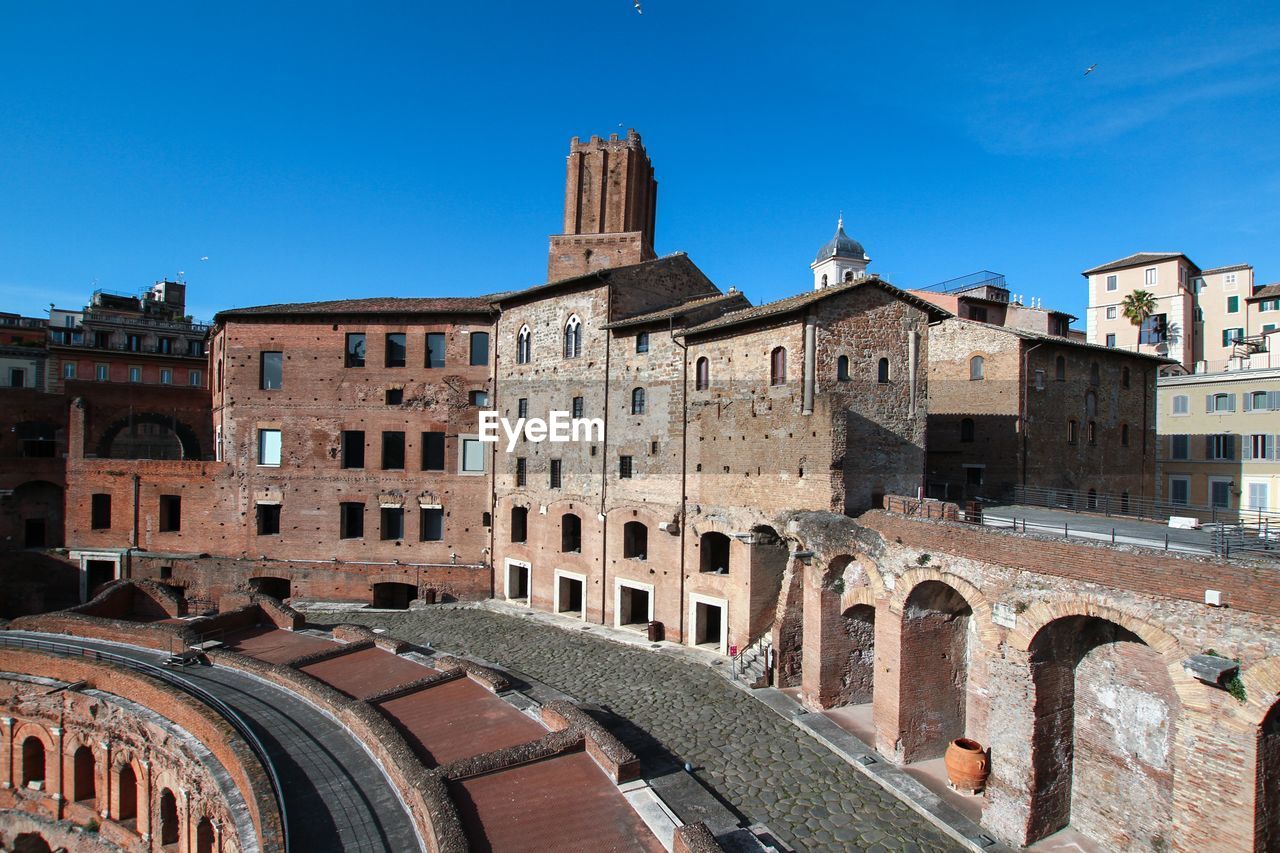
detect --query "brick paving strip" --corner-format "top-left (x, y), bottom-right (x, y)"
top-left (308, 603), bottom-right (966, 853)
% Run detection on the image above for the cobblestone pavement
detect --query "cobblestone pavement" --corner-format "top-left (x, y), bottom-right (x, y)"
top-left (319, 607), bottom-right (958, 853)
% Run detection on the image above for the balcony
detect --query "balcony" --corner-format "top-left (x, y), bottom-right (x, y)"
top-left (82, 313), bottom-right (211, 335)
top-left (49, 338), bottom-right (206, 358)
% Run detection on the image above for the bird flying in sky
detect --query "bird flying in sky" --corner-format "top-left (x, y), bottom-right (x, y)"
top-left (1084, 64), bottom-right (1098, 76)
top-left (633, 0), bottom-right (642, 14)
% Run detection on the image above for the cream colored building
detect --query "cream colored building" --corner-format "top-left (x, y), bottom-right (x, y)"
top-left (1156, 367), bottom-right (1280, 516)
top-left (1085, 252), bottom-right (1277, 374)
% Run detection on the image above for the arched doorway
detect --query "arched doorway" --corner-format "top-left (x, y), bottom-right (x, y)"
top-left (195, 816), bottom-right (216, 853)
top-left (899, 580), bottom-right (972, 762)
top-left (96, 412), bottom-right (202, 460)
top-left (838, 604), bottom-right (876, 706)
top-left (11, 834), bottom-right (52, 853)
top-left (1025, 616), bottom-right (1178, 848)
top-left (372, 582), bottom-right (417, 609)
top-left (116, 763), bottom-right (138, 822)
top-left (159, 787), bottom-right (180, 845)
top-left (21, 736), bottom-right (46, 787)
top-left (72, 745), bottom-right (96, 802)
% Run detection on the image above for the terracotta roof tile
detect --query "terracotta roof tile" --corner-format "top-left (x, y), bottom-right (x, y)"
top-left (1082, 252), bottom-right (1188, 276)
top-left (217, 295), bottom-right (499, 320)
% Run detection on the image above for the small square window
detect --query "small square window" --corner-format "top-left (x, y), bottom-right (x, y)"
top-left (1106, 274), bottom-right (1118, 291)
top-left (636, 332), bottom-right (650, 353)
top-left (381, 507), bottom-right (405, 540)
top-left (386, 388), bottom-right (403, 405)
top-left (129, 366), bottom-right (142, 383)
top-left (1105, 306), bottom-right (1117, 319)
top-left (420, 507), bottom-right (444, 541)
top-left (189, 370), bottom-right (202, 387)
top-left (257, 504), bottom-right (281, 535)
top-left (461, 438), bottom-right (485, 473)
top-left (160, 368), bottom-right (172, 385)
top-left (95, 364), bottom-right (108, 381)
top-left (470, 389), bottom-right (489, 407)
top-left (258, 429), bottom-right (282, 466)
top-left (619, 455), bottom-right (633, 479)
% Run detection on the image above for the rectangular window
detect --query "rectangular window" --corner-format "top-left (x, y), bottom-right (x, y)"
top-left (517, 397), bottom-right (529, 419)
top-left (159, 495), bottom-right (181, 532)
top-left (257, 429), bottom-right (282, 466)
top-left (425, 333), bottom-right (445, 368)
top-left (1171, 434), bottom-right (1189, 460)
top-left (469, 332), bottom-right (489, 366)
top-left (461, 437), bottom-right (484, 472)
top-left (188, 340), bottom-right (204, 357)
top-left (385, 333), bottom-right (407, 368)
top-left (1067, 420), bottom-right (1078, 445)
top-left (1172, 394), bottom-right (1188, 415)
top-left (422, 431), bottom-right (445, 471)
top-left (1106, 274), bottom-right (1118, 291)
top-left (189, 370), bottom-right (202, 387)
top-left (572, 396), bottom-right (584, 418)
top-left (260, 351), bottom-right (283, 389)
top-left (549, 459), bottom-right (562, 489)
top-left (96, 363), bottom-right (108, 381)
top-left (386, 388), bottom-right (403, 405)
top-left (1225, 272), bottom-right (1238, 287)
top-left (1144, 268), bottom-right (1157, 285)
top-left (420, 507), bottom-right (444, 541)
top-left (61, 362), bottom-right (75, 380)
top-left (381, 507), bottom-right (404, 540)
top-left (94, 331), bottom-right (111, 348)
top-left (516, 456), bottom-right (526, 487)
top-left (215, 425), bottom-right (223, 462)
top-left (1211, 393), bottom-right (1235, 413)
top-left (1223, 328), bottom-right (1245, 346)
top-left (1227, 295), bottom-right (1240, 314)
top-left (91, 493), bottom-right (111, 530)
top-left (1251, 434), bottom-right (1272, 460)
top-left (160, 368), bottom-right (172, 384)
top-left (1211, 479), bottom-right (1232, 509)
top-left (257, 504), bottom-right (281, 535)
top-left (1247, 482), bottom-right (1269, 512)
top-left (126, 333), bottom-right (142, 351)
top-left (1170, 478), bottom-right (1190, 506)
top-left (1105, 333), bottom-right (1116, 348)
top-left (1105, 306), bottom-right (1117, 319)
top-left (470, 389), bottom-right (489, 407)
top-left (341, 431), bottom-right (365, 468)
top-left (127, 366), bottom-right (141, 383)
top-left (158, 337), bottom-right (173, 354)
top-left (636, 332), bottom-right (650, 353)
top-left (619, 455), bottom-right (633, 479)
top-left (382, 431), bottom-right (405, 470)
top-left (1141, 313), bottom-right (1166, 344)
top-left (345, 333), bottom-right (366, 367)
top-left (1209, 434), bottom-right (1236, 460)
top-left (340, 502), bottom-right (364, 539)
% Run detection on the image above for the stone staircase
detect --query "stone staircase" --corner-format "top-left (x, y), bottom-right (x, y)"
top-left (733, 633), bottom-right (773, 689)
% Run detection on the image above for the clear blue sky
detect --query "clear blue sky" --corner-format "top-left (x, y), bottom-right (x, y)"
top-left (2, 2), bottom-right (1278, 324)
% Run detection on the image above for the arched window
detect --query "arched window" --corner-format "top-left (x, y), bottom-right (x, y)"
top-left (1086, 391), bottom-right (1097, 417)
top-left (510, 506), bottom-right (528, 543)
top-left (836, 355), bottom-right (850, 382)
top-left (960, 418), bottom-right (975, 443)
top-left (700, 532), bottom-right (732, 574)
top-left (1055, 355), bottom-right (1066, 381)
top-left (159, 788), bottom-right (180, 845)
top-left (563, 315), bottom-right (582, 359)
top-left (115, 763), bottom-right (138, 821)
top-left (1090, 361), bottom-right (1101, 386)
top-left (821, 274), bottom-right (828, 287)
top-left (844, 270), bottom-right (855, 282)
top-left (1068, 419), bottom-right (1078, 444)
top-left (969, 355), bottom-right (985, 381)
top-left (623, 521), bottom-right (648, 559)
top-left (516, 326), bottom-right (531, 364)
top-left (695, 357), bottom-right (709, 390)
top-left (770, 347), bottom-right (787, 385)
top-left (631, 387), bottom-right (646, 415)
top-left (72, 746), bottom-right (95, 802)
top-left (877, 357), bottom-right (890, 384)
top-left (561, 513), bottom-right (581, 552)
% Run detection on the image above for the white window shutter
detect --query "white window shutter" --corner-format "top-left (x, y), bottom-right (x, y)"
top-left (1243, 438), bottom-right (1253, 461)
top-left (1228, 394), bottom-right (1236, 412)
top-left (1206, 394), bottom-right (1213, 413)
top-left (1244, 393), bottom-right (1253, 412)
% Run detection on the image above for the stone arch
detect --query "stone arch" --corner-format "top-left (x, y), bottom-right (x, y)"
top-left (95, 412), bottom-right (202, 460)
top-left (1009, 598), bottom-right (1185, 661)
top-left (891, 568), bottom-right (992, 627)
top-left (195, 813), bottom-right (217, 853)
top-left (247, 575), bottom-right (291, 600)
top-left (16, 723), bottom-right (52, 788)
top-left (157, 784), bottom-right (181, 846)
top-left (112, 756), bottom-right (143, 824)
top-left (1020, 610), bottom-right (1182, 848)
top-left (69, 742), bottom-right (97, 803)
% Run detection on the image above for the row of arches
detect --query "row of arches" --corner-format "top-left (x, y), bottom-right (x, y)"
top-left (7, 722), bottom-right (225, 852)
top-left (788, 558), bottom-right (1280, 850)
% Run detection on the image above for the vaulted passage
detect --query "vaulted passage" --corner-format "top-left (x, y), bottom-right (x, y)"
top-left (1026, 616), bottom-right (1178, 849)
top-left (373, 582), bottom-right (417, 610)
top-left (838, 604), bottom-right (876, 706)
top-left (250, 576), bottom-right (291, 600)
top-left (898, 581), bottom-right (972, 762)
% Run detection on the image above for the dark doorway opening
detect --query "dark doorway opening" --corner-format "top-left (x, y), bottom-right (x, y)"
top-left (557, 575), bottom-right (584, 616)
top-left (250, 576), bottom-right (291, 600)
top-left (24, 518), bottom-right (46, 548)
top-left (619, 585), bottom-right (650, 627)
top-left (372, 582), bottom-right (417, 609)
top-left (85, 560), bottom-right (115, 599)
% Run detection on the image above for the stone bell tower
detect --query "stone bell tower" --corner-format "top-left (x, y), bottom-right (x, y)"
top-left (547, 129), bottom-right (658, 282)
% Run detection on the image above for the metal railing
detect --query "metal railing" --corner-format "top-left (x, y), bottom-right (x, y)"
top-left (1006, 485), bottom-right (1280, 558)
top-left (0, 634), bottom-right (289, 851)
top-left (50, 337), bottom-right (207, 357)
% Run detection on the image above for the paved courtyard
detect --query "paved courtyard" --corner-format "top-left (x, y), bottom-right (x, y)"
top-left (315, 606), bottom-right (958, 853)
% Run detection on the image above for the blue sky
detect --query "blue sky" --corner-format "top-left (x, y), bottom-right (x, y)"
top-left (2, 2), bottom-right (1278, 324)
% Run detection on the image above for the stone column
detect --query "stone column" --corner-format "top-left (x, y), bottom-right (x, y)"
top-left (98, 739), bottom-right (111, 820)
top-left (49, 726), bottom-right (64, 819)
top-left (980, 648), bottom-right (1036, 846)
top-left (872, 604), bottom-right (906, 762)
top-left (0, 717), bottom-right (12, 790)
top-left (137, 758), bottom-right (151, 843)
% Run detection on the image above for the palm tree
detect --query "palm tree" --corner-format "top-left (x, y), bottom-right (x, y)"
top-left (1121, 289), bottom-right (1157, 349)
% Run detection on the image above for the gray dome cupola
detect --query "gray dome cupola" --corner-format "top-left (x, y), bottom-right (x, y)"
top-left (810, 215), bottom-right (870, 290)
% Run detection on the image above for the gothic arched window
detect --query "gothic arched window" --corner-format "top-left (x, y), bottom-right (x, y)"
top-left (563, 315), bottom-right (582, 359)
top-left (516, 326), bottom-right (531, 365)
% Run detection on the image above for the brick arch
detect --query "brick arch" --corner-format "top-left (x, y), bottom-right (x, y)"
top-left (1240, 656), bottom-right (1280, 726)
top-left (368, 571), bottom-right (419, 587)
top-left (12, 720), bottom-right (55, 752)
top-left (890, 568), bottom-right (993, 639)
top-left (94, 411), bottom-right (203, 460)
top-left (1009, 598), bottom-right (1185, 662)
top-left (818, 553), bottom-right (886, 602)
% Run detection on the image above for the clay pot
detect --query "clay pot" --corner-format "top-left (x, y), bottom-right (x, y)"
top-left (944, 738), bottom-right (989, 794)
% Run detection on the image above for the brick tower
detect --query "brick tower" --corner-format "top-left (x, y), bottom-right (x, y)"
top-left (547, 129), bottom-right (658, 281)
